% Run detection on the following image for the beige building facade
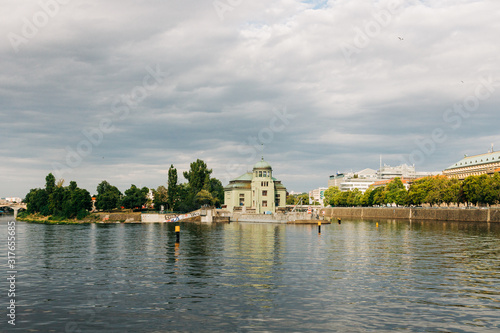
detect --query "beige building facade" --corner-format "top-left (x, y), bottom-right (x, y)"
top-left (224, 159), bottom-right (287, 213)
top-left (443, 151), bottom-right (500, 179)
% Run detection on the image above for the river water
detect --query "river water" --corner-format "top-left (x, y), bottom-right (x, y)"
top-left (1, 216), bottom-right (499, 332)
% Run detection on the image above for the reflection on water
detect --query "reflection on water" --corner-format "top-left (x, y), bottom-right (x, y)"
top-left (1, 216), bottom-right (499, 332)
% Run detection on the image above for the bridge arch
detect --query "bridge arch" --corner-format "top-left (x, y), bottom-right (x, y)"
top-left (0, 203), bottom-right (27, 218)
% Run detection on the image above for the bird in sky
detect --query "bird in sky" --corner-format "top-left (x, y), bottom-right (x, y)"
top-left (398, 36), bottom-right (404, 41)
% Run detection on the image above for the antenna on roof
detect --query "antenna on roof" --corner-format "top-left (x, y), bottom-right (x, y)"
top-left (491, 143), bottom-right (494, 153)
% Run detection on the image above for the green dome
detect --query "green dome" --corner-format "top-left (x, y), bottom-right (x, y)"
top-left (253, 158), bottom-right (272, 170)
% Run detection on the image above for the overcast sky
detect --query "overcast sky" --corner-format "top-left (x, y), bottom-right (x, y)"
top-left (2, 0), bottom-right (500, 198)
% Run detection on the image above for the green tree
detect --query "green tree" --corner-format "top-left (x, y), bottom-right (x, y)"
top-left (206, 177), bottom-right (224, 208)
top-left (24, 188), bottom-right (50, 215)
top-left (45, 173), bottom-right (56, 195)
top-left (121, 185), bottom-right (149, 209)
top-left (183, 159), bottom-right (212, 195)
top-left (286, 195), bottom-right (298, 205)
top-left (372, 186), bottom-right (386, 206)
top-left (489, 172), bottom-right (500, 206)
top-left (422, 176), bottom-right (447, 207)
top-left (461, 174), bottom-right (499, 207)
top-left (153, 185), bottom-right (169, 210)
top-left (167, 165), bottom-right (178, 211)
top-left (408, 177), bottom-right (431, 206)
top-left (347, 189), bottom-right (362, 206)
top-left (395, 189), bottom-right (408, 206)
top-left (25, 174), bottom-right (91, 219)
top-left (195, 189), bottom-right (214, 206)
top-left (175, 183), bottom-right (192, 212)
top-left (481, 174), bottom-right (499, 206)
top-left (49, 185), bottom-right (67, 216)
top-left (95, 181), bottom-right (122, 211)
top-left (324, 186), bottom-right (341, 206)
top-left (62, 182), bottom-right (92, 219)
top-left (360, 187), bottom-right (372, 206)
top-left (386, 178), bottom-right (405, 205)
top-left (462, 175), bottom-right (482, 206)
top-left (441, 178), bottom-right (459, 206)
top-left (297, 193), bottom-right (310, 205)
top-left (337, 191), bottom-right (349, 207)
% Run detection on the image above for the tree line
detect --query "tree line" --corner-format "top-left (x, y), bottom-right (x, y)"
top-left (24, 174), bottom-right (92, 219)
top-left (23, 159), bottom-right (225, 219)
top-left (324, 173), bottom-right (500, 207)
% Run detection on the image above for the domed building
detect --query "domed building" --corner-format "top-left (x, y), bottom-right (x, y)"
top-left (224, 158), bottom-right (287, 214)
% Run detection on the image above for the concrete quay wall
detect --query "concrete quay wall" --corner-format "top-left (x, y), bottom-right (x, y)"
top-left (319, 207), bottom-right (500, 223)
top-left (232, 212), bottom-right (314, 223)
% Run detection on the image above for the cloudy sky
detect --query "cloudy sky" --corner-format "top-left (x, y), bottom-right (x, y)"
top-left (2, 0), bottom-right (500, 198)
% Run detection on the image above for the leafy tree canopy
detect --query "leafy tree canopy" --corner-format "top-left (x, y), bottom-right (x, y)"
top-left (121, 185), bottom-right (149, 209)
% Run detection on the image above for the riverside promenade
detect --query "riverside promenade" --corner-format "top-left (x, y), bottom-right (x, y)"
top-left (321, 207), bottom-right (500, 223)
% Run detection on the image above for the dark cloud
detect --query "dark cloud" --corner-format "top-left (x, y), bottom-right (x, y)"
top-left (2, 0), bottom-right (500, 197)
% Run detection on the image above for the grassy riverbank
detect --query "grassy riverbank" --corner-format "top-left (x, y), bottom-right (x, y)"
top-left (16, 212), bottom-right (143, 224)
top-left (16, 212), bottom-right (101, 224)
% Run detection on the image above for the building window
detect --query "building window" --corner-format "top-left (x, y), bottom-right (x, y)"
top-left (262, 201), bottom-right (267, 207)
top-left (262, 190), bottom-right (267, 196)
top-left (262, 171), bottom-right (267, 177)
top-left (239, 194), bottom-right (244, 198)
top-left (259, 171), bottom-right (262, 177)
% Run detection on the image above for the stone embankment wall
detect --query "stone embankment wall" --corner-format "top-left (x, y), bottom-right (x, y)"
top-left (232, 212), bottom-right (313, 223)
top-left (97, 212), bottom-right (142, 222)
top-left (318, 207), bottom-right (500, 223)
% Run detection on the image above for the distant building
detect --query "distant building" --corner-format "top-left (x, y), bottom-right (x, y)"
top-left (378, 164), bottom-right (416, 179)
top-left (340, 178), bottom-right (377, 192)
top-left (5, 197), bottom-right (22, 203)
top-left (309, 187), bottom-right (328, 206)
top-left (329, 164), bottom-right (438, 192)
top-left (224, 158), bottom-right (287, 213)
top-left (328, 173), bottom-right (346, 188)
top-left (443, 150), bottom-right (500, 179)
top-left (329, 168), bottom-right (378, 193)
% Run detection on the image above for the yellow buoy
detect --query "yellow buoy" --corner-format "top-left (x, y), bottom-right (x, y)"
top-left (175, 225), bottom-right (180, 242)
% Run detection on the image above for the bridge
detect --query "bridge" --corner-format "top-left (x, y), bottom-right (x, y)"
top-left (0, 201), bottom-right (27, 218)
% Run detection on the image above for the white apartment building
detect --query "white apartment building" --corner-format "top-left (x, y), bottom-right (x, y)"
top-left (378, 164), bottom-right (416, 179)
top-left (4, 197), bottom-right (22, 203)
top-left (329, 168), bottom-right (378, 193)
top-left (309, 187), bottom-right (328, 206)
top-left (329, 165), bottom-right (438, 193)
